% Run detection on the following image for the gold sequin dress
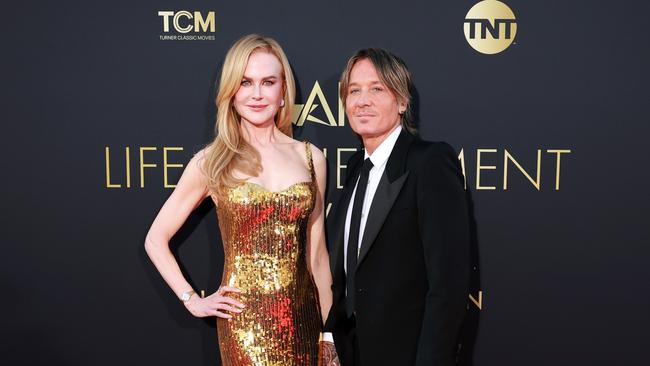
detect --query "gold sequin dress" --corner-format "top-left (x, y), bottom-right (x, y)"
top-left (213, 142), bottom-right (322, 366)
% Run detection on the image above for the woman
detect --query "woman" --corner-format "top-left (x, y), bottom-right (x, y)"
top-left (144, 34), bottom-right (335, 365)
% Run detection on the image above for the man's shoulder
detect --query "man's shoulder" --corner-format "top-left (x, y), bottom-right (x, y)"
top-left (407, 138), bottom-right (464, 186)
top-left (409, 138), bottom-right (458, 162)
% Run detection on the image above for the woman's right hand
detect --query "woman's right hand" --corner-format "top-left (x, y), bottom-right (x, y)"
top-left (184, 286), bottom-right (245, 318)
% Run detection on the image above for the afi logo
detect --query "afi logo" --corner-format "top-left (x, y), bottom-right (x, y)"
top-left (158, 11), bottom-right (215, 33)
top-left (463, 0), bottom-right (517, 55)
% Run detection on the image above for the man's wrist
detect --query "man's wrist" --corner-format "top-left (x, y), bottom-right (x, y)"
top-left (322, 332), bottom-right (334, 343)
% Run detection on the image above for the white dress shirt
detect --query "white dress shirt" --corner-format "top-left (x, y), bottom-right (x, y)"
top-left (323, 125), bottom-right (402, 343)
top-left (343, 125), bottom-right (402, 273)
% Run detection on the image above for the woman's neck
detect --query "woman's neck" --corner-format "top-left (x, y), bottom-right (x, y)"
top-left (240, 119), bottom-right (278, 147)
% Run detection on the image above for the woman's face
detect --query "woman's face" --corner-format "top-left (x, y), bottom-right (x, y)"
top-left (233, 51), bottom-right (285, 128)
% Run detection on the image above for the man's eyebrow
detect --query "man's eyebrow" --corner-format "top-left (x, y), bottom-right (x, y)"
top-left (348, 80), bottom-right (382, 86)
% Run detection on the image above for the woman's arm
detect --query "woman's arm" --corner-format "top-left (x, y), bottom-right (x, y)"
top-left (306, 144), bottom-right (333, 324)
top-left (144, 151), bottom-right (244, 318)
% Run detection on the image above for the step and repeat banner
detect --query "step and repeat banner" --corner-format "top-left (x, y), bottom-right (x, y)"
top-left (3, 1), bottom-right (649, 365)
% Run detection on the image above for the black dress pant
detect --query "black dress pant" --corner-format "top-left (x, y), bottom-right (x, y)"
top-left (340, 314), bottom-right (361, 366)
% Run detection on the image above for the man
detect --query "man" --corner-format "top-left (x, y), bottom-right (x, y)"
top-left (324, 48), bottom-right (471, 366)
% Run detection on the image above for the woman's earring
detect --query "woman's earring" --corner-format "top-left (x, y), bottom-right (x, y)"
top-left (280, 99), bottom-right (285, 108)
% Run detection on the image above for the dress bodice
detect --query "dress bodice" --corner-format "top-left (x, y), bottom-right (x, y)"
top-left (215, 180), bottom-right (315, 294)
top-left (213, 142), bottom-right (322, 366)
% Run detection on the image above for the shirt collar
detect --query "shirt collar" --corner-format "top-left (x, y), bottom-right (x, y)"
top-left (364, 125), bottom-right (402, 169)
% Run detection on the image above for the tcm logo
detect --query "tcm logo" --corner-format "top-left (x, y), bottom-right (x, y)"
top-left (463, 0), bottom-right (517, 54)
top-left (158, 11), bottom-right (215, 33)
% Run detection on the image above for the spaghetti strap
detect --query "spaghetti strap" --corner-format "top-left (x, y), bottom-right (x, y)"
top-left (303, 141), bottom-right (316, 181)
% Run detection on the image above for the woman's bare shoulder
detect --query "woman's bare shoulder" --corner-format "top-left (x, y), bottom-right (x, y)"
top-left (186, 147), bottom-right (213, 198)
top-left (306, 141), bottom-right (325, 163)
top-left (288, 139), bottom-right (325, 165)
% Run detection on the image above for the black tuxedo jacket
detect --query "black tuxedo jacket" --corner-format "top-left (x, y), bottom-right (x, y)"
top-left (325, 129), bottom-right (470, 366)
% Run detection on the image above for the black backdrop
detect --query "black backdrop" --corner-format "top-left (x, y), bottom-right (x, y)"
top-left (3, 1), bottom-right (649, 365)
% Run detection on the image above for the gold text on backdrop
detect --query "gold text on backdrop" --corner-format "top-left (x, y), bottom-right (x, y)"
top-left (105, 147), bottom-right (570, 190)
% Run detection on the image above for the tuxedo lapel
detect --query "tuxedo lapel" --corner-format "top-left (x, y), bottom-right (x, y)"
top-left (356, 129), bottom-right (415, 267)
top-left (329, 184), bottom-right (354, 280)
top-left (329, 152), bottom-right (363, 283)
top-left (357, 171), bottom-right (409, 265)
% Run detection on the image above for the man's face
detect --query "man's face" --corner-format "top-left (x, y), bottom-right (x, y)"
top-left (345, 58), bottom-right (405, 142)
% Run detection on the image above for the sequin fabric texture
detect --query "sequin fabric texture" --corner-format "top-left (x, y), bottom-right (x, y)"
top-left (213, 142), bottom-right (322, 366)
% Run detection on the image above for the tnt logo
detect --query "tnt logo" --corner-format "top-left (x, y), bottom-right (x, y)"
top-left (158, 11), bottom-right (215, 33)
top-left (464, 0), bottom-right (517, 54)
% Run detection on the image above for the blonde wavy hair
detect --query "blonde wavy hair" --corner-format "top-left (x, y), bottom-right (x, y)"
top-left (201, 34), bottom-right (296, 197)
